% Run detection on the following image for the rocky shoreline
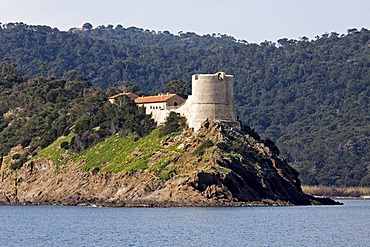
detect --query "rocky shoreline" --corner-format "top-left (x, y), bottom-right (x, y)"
top-left (0, 123), bottom-right (341, 207)
top-left (0, 197), bottom-right (340, 207)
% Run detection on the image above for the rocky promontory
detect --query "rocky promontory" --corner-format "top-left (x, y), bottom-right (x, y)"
top-left (0, 122), bottom-right (339, 206)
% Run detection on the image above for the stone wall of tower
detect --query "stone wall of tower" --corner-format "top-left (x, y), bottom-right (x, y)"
top-left (184, 72), bottom-right (241, 131)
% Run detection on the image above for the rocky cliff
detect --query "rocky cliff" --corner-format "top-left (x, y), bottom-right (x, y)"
top-left (0, 122), bottom-right (339, 206)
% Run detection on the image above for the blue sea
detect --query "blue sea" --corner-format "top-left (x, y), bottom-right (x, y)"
top-left (1, 199), bottom-right (369, 246)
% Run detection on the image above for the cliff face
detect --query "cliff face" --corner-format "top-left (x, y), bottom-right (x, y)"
top-left (0, 122), bottom-right (338, 206)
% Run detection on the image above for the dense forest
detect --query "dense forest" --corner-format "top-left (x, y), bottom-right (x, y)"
top-left (0, 22), bottom-right (369, 186)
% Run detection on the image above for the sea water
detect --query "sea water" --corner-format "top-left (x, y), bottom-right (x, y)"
top-left (0, 199), bottom-right (369, 246)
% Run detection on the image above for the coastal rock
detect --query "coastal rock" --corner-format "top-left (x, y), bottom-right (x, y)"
top-left (0, 122), bottom-right (340, 206)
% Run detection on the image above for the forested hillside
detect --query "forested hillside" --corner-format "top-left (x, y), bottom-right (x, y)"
top-left (0, 59), bottom-right (156, 169)
top-left (0, 22), bottom-right (369, 186)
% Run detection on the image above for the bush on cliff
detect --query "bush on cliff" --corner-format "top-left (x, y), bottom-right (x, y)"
top-left (158, 112), bottom-right (187, 137)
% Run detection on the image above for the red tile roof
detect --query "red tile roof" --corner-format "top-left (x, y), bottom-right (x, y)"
top-left (134, 94), bottom-right (176, 104)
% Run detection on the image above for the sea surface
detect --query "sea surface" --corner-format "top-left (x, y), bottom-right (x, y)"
top-left (0, 199), bottom-right (369, 247)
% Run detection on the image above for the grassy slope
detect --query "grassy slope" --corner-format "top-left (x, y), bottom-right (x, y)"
top-left (78, 129), bottom-right (175, 174)
top-left (33, 132), bottom-right (76, 171)
top-left (27, 121), bottom-right (245, 197)
top-left (31, 128), bottom-right (224, 181)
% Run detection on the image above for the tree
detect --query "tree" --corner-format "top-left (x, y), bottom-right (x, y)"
top-left (0, 58), bottom-right (22, 87)
top-left (82, 22), bottom-right (93, 30)
top-left (158, 112), bottom-right (187, 137)
top-left (117, 81), bottom-right (141, 94)
top-left (163, 80), bottom-right (191, 97)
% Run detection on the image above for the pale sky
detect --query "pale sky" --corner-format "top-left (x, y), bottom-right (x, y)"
top-left (1, 0), bottom-right (369, 43)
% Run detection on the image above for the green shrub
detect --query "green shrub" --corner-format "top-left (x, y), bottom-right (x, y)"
top-left (10, 152), bottom-right (28, 170)
top-left (193, 139), bottom-right (214, 156)
top-left (60, 141), bottom-right (70, 150)
top-left (149, 158), bottom-right (171, 172)
top-left (158, 112), bottom-right (187, 137)
top-left (160, 165), bottom-right (178, 180)
top-left (10, 161), bottom-right (24, 170)
top-left (216, 142), bottom-right (229, 151)
top-left (12, 153), bottom-right (21, 160)
top-left (232, 139), bottom-right (247, 154)
top-left (20, 138), bottom-right (31, 148)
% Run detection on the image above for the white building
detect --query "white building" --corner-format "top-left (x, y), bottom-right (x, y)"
top-left (134, 94), bottom-right (186, 124)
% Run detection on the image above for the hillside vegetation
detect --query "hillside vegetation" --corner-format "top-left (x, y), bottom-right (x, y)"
top-left (0, 22), bottom-right (369, 186)
top-left (0, 59), bottom-right (156, 167)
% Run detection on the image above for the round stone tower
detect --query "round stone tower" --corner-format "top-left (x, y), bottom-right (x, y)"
top-left (186, 72), bottom-right (241, 131)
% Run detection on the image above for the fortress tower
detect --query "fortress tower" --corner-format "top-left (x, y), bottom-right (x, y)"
top-left (110, 72), bottom-right (241, 132)
top-left (185, 72), bottom-right (241, 131)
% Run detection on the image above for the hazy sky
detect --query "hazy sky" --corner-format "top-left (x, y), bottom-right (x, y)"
top-left (1, 0), bottom-right (369, 43)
